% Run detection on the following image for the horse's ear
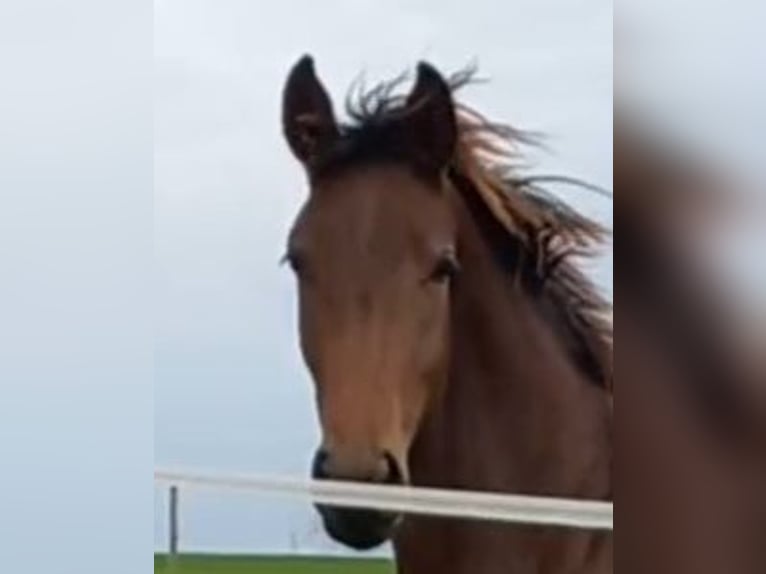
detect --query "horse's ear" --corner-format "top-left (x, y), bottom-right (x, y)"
top-left (282, 55), bottom-right (339, 165)
top-left (403, 62), bottom-right (457, 173)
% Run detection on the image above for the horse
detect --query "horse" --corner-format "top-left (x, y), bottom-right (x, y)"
top-left (280, 56), bottom-right (613, 573)
top-left (617, 123), bottom-right (766, 574)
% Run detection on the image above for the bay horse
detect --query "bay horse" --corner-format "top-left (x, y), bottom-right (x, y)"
top-left (280, 56), bottom-right (613, 573)
top-left (617, 123), bottom-right (766, 574)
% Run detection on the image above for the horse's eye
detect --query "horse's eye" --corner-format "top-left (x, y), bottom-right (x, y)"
top-left (282, 250), bottom-right (307, 275)
top-left (429, 251), bottom-right (460, 283)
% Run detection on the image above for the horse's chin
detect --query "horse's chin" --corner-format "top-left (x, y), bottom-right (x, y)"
top-left (317, 505), bottom-right (401, 550)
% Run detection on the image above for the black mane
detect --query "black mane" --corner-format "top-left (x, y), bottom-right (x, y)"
top-left (327, 66), bottom-right (614, 389)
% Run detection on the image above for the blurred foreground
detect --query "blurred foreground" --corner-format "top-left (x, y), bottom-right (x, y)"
top-left (617, 6), bottom-right (766, 564)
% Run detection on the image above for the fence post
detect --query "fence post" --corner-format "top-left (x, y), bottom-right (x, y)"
top-left (169, 485), bottom-right (179, 557)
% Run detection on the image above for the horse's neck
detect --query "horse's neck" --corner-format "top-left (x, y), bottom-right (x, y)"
top-left (410, 193), bottom-right (611, 499)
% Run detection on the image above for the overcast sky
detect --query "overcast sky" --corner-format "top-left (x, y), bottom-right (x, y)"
top-left (153, 0), bottom-right (612, 555)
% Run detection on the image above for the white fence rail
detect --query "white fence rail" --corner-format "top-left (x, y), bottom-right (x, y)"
top-left (155, 467), bottom-right (613, 531)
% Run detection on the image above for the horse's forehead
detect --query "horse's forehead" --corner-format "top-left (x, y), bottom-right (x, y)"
top-left (306, 166), bottom-right (450, 239)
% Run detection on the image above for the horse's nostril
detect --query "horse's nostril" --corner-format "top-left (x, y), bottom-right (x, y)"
top-left (312, 448), bottom-right (404, 484)
top-left (311, 449), bottom-right (330, 480)
top-left (382, 451), bottom-right (404, 485)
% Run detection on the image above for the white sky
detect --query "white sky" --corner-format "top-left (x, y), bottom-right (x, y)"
top-left (153, 0), bottom-right (612, 555)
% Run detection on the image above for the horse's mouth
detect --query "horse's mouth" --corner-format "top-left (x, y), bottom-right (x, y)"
top-left (316, 504), bottom-right (401, 550)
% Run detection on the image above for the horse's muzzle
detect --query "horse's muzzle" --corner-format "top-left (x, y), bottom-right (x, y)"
top-left (316, 505), bottom-right (400, 550)
top-left (311, 448), bottom-right (405, 549)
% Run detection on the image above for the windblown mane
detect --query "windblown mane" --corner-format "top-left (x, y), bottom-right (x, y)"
top-left (335, 69), bottom-right (614, 390)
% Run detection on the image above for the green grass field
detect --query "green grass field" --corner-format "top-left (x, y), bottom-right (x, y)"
top-left (154, 554), bottom-right (394, 574)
